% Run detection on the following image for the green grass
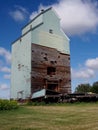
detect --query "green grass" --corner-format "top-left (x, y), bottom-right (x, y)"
top-left (0, 103), bottom-right (98, 130)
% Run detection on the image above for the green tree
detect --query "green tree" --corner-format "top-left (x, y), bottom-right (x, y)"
top-left (91, 81), bottom-right (98, 94)
top-left (75, 83), bottom-right (91, 93)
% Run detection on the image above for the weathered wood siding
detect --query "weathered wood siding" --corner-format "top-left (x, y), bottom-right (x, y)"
top-left (31, 43), bottom-right (71, 94)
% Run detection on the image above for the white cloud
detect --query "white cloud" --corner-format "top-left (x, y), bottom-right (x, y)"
top-left (30, 12), bottom-right (38, 20)
top-left (30, 0), bottom-right (98, 36)
top-left (85, 57), bottom-right (98, 70)
top-left (0, 47), bottom-right (11, 81)
top-left (0, 84), bottom-right (10, 99)
top-left (30, 4), bottom-right (47, 20)
top-left (71, 57), bottom-right (98, 80)
top-left (0, 84), bottom-right (9, 90)
top-left (15, 5), bottom-right (28, 14)
top-left (71, 68), bottom-right (95, 79)
top-left (9, 10), bottom-right (25, 21)
top-left (0, 60), bottom-right (3, 65)
top-left (3, 74), bottom-right (11, 79)
top-left (54, 0), bottom-right (98, 35)
top-left (0, 47), bottom-right (11, 64)
top-left (9, 5), bottom-right (29, 22)
top-left (71, 57), bottom-right (98, 91)
top-left (0, 67), bottom-right (11, 73)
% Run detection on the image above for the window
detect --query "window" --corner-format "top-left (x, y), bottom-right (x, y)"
top-left (30, 25), bottom-right (32, 29)
top-left (50, 61), bottom-right (54, 64)
top-left (68, 57), bottom-right (70, 60)
top-left (47, 67), bottom-right (56, 75)
top-left (49, 29), bottom-right (53, 34)
top-left (20, 38), bottom-right (22, 42)
top-left (18, 64), bottom-right (21, 70)
top-left (44, 57), bottom-right (48, 61)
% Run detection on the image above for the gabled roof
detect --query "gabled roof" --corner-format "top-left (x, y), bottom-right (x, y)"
top-left (12, 7), bottom-right (70, 45)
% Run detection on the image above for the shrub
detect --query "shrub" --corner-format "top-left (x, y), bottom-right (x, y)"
top-left (0, 99), bottom-right (19, 110)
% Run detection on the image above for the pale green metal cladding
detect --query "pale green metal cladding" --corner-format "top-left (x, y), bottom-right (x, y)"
top-left (11, 8), bottom-right (70, 99)
top-left (11, 32), bottom-right (31, 99)
top-left (31, 8), bottom-right (70, 54)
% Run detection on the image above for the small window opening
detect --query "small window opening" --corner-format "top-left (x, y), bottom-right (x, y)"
top-left (41, 9), bottom-right (44, 12)
top-left (32, 76), bottom-right (35, 79)
top-left (55, 61), bottom-right (57, 63)
top-left (18, 64), bottom-right (21, 70)
top-left (68, 57), bottom-right (70, 60)
top-left (47, 84), bottom-right (58, 91)
top-left (69, 79), bottom-right (71, 82)
top-left (50, 61), bottom-right (54, 64)
top-left (49, 29), bottom-right (53, 34)
top-left (30, 25), bottom-right (32, 29)
top-left (44, 57), bottom-right (48, 61)
top-left (47, 67), bottom-right (56, 75)
top-left (20, 38), bottom-right (22, 42)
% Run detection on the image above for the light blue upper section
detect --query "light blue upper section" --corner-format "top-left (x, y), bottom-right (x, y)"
top-left (31, 8), bottom-right (70, 54)
top-left (22, 8), bottom-right (70, 54)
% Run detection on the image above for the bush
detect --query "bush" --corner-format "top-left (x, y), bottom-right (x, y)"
top-left (0, 99), bottom-right (19, 110)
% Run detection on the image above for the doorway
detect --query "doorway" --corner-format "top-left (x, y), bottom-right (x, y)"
top-left (47, 83), bottom-right (58, 91)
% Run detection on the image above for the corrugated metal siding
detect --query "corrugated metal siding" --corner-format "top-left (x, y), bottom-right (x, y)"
top-left (31, 9), bottom-right (70, 54)
top-left (11, 32), bottom-right (31, 99)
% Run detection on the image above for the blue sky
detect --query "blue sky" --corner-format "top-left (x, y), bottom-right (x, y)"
top-left (0, 0), bottom-right (98, 99)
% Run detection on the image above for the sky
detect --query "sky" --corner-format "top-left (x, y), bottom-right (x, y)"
top-left (0, 0), bottom-right (98, 99)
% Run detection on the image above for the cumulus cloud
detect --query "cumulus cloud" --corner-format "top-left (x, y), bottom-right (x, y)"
top-left (54, 0), bottom-right (98, 35)
top-left (0, 84), bottom-right (9, 90)
top-left (9, 5), bottom-right (29, 22)
top-left (30, 11), bottom-right (38, 20)
top-left (72, 57), bottom-right (98, 80)
top-left (0, 47), bottom-right (11, 81)
top-left (85, 57), bottom-right (98, 70)
top-left (0, 84), bottom-right (10, 99)
top-left (3, 74), bottom-right (11, 79)
top-left (0, 47), bottom-right (11, 64)
top-left (71, 68), bottom-right (95, 79)
top-left (30, 4), bottom-right (47, 20)
top-left (0, 67), bottom-right (11, 73)
top-left (30, 0), bottom-right (98, 36)
top-left (0, 60), bottom-right (3, 65)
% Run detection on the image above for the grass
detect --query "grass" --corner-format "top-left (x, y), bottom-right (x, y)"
top-left (0, 102), bottom-right (98, 130)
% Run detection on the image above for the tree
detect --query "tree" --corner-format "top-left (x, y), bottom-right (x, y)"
top-left (91, 81), bottom-right (98, 94)
top-left (75, 83), bottom-right (91, 93)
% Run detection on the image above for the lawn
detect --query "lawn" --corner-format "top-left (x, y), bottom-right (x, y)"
top-left (0, 103), bottom-right (98, 130)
